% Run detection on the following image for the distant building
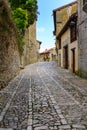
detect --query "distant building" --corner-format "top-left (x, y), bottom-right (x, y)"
top-left (40, 47), bottom-right (57, 62)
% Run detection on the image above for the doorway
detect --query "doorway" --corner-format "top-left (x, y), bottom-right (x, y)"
top-left (64, 45), bottom-right (68, 69)
top-left (72, 48), bottom-right (75, 73)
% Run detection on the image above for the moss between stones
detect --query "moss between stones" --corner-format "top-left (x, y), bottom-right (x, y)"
top-left (75, 69), bottom-right (87, 79)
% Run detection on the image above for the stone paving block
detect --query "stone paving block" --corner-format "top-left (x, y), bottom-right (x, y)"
top-left (59, 129), bottom-right (71, 130)
top-left (56, 109), bottom-right (61, 114)
top-left (72, 124), bottom-right (86, 129)
top-left (55, 122), bottom-right (61, 126)
top-left (0, 116), bottom-right (3, 121)
top-left (28, 119), bottom-right (32, 125)
top-left (0, 128), bottom-right (13, 130)
top-left (34, 126), bottom-right (48, 130)
top-left (49, 127), bottom-right (54, 130)
top-left (61, 119), bottom-right (67, 125)
top-left (54, 126), bottom-right (58, 129)
top-left (54, 105), bottom-right (60, 109)
top-left (58, 125), bottom-right (71, 129)
top-left (27, 126), bottom-right (32, 130)
top-left (59, 114), bottom-right (65, 119)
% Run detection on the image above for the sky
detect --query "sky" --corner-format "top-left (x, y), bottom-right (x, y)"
top-left (36, 0), bottom-right (75, 52)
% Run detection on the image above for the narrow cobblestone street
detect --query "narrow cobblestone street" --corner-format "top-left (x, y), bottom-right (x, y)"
top-left (0, 62), bottom-right (87, 130)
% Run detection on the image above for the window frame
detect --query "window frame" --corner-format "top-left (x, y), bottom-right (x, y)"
top-left (83, 0), bottom-right (87, 5)
top-left (70, 21), bottom-right (77, 43)
top-left (59, 38), bottom-right (61, 49)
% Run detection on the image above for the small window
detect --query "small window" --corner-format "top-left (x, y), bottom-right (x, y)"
top-left (59, 38), bottom-right (61, 49)
top-left (70, 21), bottom-right (77, 43)
top-left (83, 0), bottom-right (87, 5)
top-left (83, 0), bottom-right (87, 12)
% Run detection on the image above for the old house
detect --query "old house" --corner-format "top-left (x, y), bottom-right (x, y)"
top-left (40, 49), bottom-right (50, 62)
top-left (53, 1), bottom-right (77, 36)
top-left (53, 1), bottom-right (78, 73)
top-left (57, 13), bottom-right (78, 72)
top-left (49, 47), bottom-right (57, 61)
top-left (40, 47), bottom-right (57, 62)
top-left (78, 0), bottom-right (87, 77)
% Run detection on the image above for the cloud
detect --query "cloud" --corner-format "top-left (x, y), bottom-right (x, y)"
top-left (37, 27), bottom-right (45, 33)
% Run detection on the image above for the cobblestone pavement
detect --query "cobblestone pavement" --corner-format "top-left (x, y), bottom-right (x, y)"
top-left (0, 62), bottom-right (87, 130)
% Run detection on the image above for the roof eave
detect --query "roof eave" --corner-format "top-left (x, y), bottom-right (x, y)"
top-left (53, 1), bottom-right (77, 12)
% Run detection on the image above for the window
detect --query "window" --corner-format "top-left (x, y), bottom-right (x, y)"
top-left (70, 21), bottom-right (77, 43)
top-left (83, 0), bottom-right (87, 12)
top-left (83, 0), bottom-right (87, 5)
top-left (59, 38), bottom-right (61, 49)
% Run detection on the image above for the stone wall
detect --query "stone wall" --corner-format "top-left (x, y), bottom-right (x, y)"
top-left (36, 40), bottom-right (41, 62)
top-left (0, 0), bottom-right (20, 88)
top-left (22, 22), bottom-right (40, 65)
top-left (78, 0), bottom-right (87, 78)
top-left (28, 22), bottom-right (38, 64)
top-left (53, 1), bottom-right (77, 66)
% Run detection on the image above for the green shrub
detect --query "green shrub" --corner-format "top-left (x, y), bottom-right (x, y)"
top-left (12, 8), bottom-right (28, 30)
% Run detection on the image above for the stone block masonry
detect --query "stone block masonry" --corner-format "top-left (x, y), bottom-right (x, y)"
top-left (0, 0), bottom-right (20, 89)
top-left (23, 22), bottom-right (39, 65)
top-left (78, 0), bottom-right (87, 78)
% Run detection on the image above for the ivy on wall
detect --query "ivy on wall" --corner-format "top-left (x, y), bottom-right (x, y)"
top-left (9, 0), bottom-right (38, 29)
top-left (9, 0), bottom-right (38, 55)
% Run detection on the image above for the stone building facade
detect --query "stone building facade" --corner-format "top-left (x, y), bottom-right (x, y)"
top-left (0, 0), bottom-right (20, 88)
top-left (56, 13), bottom-right (78, 73)
top-left (53, 1), bottom-right (78, 73)
top-left (78, 0), bottom-right (87, 77)
top-left (53, 1), bottom-right (77, 37)
top-left (53, 1), bottom-right (77, 60)
top-left (40, 48), bottom-right (57, 62)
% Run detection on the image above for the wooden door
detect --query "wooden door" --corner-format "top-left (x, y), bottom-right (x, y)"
top-left (72, 49), bottom-right (75, 73)
top-left (64, 45), bottom-right (68, 69)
